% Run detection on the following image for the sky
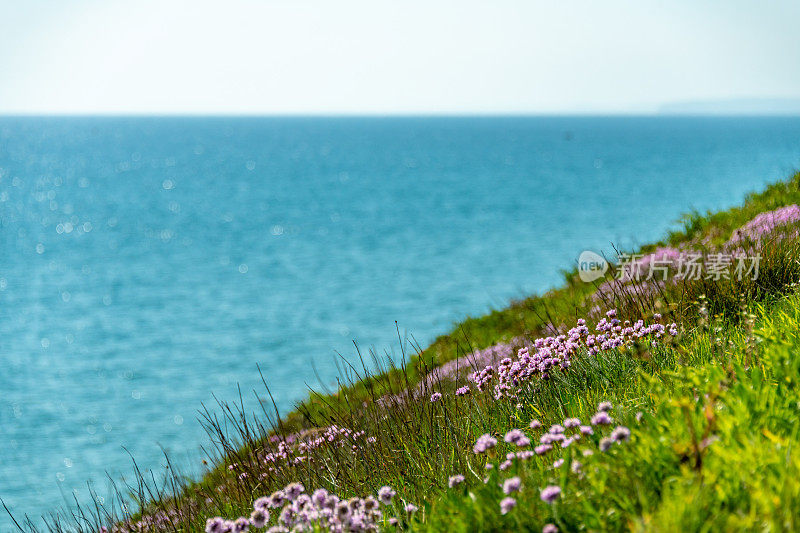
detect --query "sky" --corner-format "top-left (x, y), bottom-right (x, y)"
top-left (0, 0), bottom-right (799, 115)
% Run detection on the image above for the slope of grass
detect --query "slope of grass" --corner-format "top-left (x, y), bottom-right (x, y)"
top-left (18, 171), bottom-right (800, 532)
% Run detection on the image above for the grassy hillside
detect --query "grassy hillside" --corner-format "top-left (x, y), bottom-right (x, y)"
top-left (22, 171), bottom-right (800, 532)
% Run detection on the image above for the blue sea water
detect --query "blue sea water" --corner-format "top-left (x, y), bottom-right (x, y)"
top-left (1, 116), bottom-right (799, 526)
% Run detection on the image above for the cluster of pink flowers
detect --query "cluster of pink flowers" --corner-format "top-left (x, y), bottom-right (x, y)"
top-left (465, 311), bottom-right (676, 400)
top-left (103, 507), bottom-right (191, 533)
top-left (382, 306), bottom-right (676, 409)
top-left (236, 425), bottom-right (374, 478)
top-left (378, 341), bottom-right (522, 407)
top-left (473, 433), bottom-right (498, 454)
top-left (588, 310), bottom-right (677, 355)
top-left (206, 482), bottom-right (415, 532)
top-left (468, 401), bottom-right (633, 522)
top-left (728, 204), bottom-right (800, 244)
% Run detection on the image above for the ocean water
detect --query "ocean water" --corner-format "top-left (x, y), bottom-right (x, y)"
top-left (1, 116), bottom-right (799, 526)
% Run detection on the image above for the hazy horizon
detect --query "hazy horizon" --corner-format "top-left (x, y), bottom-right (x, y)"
top-left (1, 0), bottom-right (799, 115)
top-left (3, 97), bottom-right (800, 118)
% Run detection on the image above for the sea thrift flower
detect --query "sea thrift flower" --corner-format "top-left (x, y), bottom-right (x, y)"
top-left (267, 490), bottom-right (286, 508)
top-left (599, 437), bottom-right (614, 452)
top-left (529, 419), bottom-right (542, 429)
top-left (233, 518), bottom-right (250, 532)
top-left (254, 497), bottom-right (271, 511)
top-left (579, 425), bottom-right (593, 435)
top-left (430, 392), bottom-right (442, 402)
top-left (470, 365), bottom-right (495, 391)
top-left (311, 488), bottom-right (329, 507)
top-left (363, 495), bottom-right (379, 511)
top-left (500, 497), bottom-right (517, 514)
top-left (249, 509), bottom-right (268, 528)
top-left (455, 385), bottom-right (470, 396)
top-left (540, 485), bottom-right (562, 503)
top-left (404, 503), bottom-right (418, 513)
top-left (611, 425), bottom-right (631, 442)
top-left (278, 507), bottom-right (294, 527)
top-left (206, 518), bottom-right (225, 533)
top-left (503, 476), bottom-right (521, 494)
top-left (563, 417), bottom-right (580, 428)
top-left (284, 482), bottom-right (305, 501)
top-left (499, 459), bottom-right (512, 470)
top-left (335, 501), bottom-right (351, 521)
top-left (504, 428), bottom-right (530, 446)
top-left (591, 411), bottom-right (613, 425)
top-left (535, 444), bottom-right (552, 455)
top-left (219, 518), bottom-right (235, 533)
top-left (548, 424), bottom-right (565, 434)
top-left (553, 458), bottom-right (564, 468)
top-left (473, 433), bottom-right (498, 454)
top-left (377, 485), bottom-right (395, 505)
top-left (561, 435), bottom-right (578, 448)
top-left (598, 401), bottom-right (613, 412)
top-left (448, 474), bottom-right (465, 488)
top-left (543, 524), bottom-right (558, 533)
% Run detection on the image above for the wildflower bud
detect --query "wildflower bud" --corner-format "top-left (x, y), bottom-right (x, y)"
top-left (249, 509), bottom-right (268, 529)
top-left (500, 497), bottom-right (517, 514)
top-left (540, 485), bottom-right (562, 503)
top-left (377, 486), bottom-right (395, 505)
top-left (502, 476), bottom-right (521, 494)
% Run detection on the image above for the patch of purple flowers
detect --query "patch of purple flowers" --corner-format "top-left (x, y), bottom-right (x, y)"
top-left (503, 476), bottom-right (521, 494)
top-left (205, 482), bottom-right (401, 532)
top-left (448, 474), bottom-right (466, 488)
top-left (504, 428), bottom-right (531, 447)
top-left (500, 497), bottom-right (517, 515)
top-left (540, 485), bottom-right (562, 504)
top-left (729, 204), bottom-right (800, 244)
top-left (473, 433), bottom-right (498, 454)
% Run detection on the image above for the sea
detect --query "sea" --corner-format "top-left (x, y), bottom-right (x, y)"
top-left (1, 116), bottom-right (799, 527)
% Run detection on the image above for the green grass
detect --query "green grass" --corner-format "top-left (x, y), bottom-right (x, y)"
top-left (23, 171), bottom-right (800, 532)
top-left (420, 292), bottom-right (800, 531)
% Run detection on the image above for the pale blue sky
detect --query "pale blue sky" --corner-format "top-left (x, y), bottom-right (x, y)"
top-left (1, 0), bottom-right (799, 114)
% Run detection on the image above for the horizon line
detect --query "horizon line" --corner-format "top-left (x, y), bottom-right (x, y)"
top-left (2, 111), bottom-right (800, 118)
